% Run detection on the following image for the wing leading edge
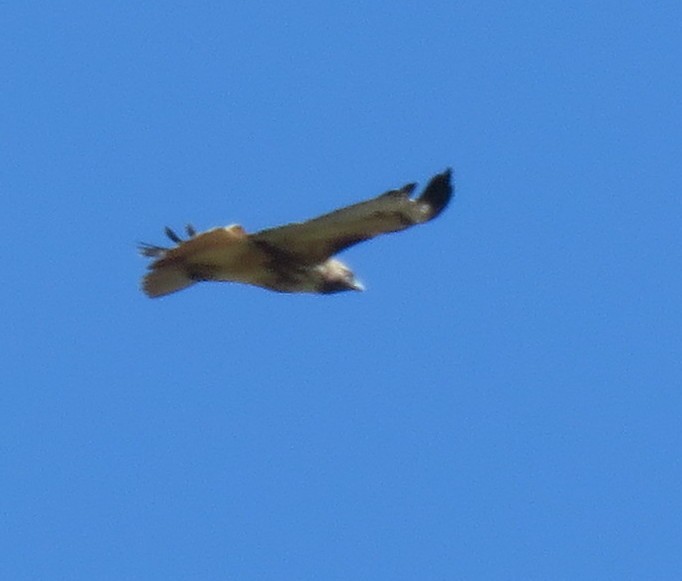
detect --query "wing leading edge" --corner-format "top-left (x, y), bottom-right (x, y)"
top-left (250, 168), bottom-right (453, 264)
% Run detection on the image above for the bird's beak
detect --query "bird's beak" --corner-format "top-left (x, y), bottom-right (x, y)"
top-left (351, 278), bottom-right (365, 291)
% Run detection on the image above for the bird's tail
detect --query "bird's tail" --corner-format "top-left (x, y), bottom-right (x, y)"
top-left (141, 265), bottom-right (195, 298)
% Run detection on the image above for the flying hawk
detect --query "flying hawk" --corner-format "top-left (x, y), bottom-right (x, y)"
top-left (139, 168), bottom-right (453, 297)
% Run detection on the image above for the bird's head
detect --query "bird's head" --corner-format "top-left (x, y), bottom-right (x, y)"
top-left (316, 259), bottom-right (365, 294)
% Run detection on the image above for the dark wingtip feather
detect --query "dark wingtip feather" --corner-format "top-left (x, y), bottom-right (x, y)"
top-left (419, 168), bottom-right (453, 220)
top-left (138, 242), bottom-right (167, 258)
top-left (164, 226), bottom-right (183, 244)
top-left (401, 182), bottom-right (418, 195)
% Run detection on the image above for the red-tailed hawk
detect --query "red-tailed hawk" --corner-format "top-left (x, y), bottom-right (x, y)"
top-left (139, 169), bottom-right (453, 297)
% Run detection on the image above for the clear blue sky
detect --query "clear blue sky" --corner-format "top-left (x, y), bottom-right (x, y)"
top-left (2, 2), bottom-right (681, 579)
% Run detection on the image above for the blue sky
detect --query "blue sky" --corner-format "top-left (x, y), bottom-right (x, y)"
top-left (2, 1), bottom-right (681, 579)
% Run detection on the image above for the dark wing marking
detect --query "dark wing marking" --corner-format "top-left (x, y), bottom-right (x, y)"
top-left (250, 169), bottom-right (453, 264)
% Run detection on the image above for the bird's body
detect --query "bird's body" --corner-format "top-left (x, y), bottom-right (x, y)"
top-left (139, 169), bottom-right (453, 297)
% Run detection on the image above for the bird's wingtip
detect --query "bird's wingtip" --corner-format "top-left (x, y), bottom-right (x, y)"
top-left (418, 167), bottom-right (454, 219)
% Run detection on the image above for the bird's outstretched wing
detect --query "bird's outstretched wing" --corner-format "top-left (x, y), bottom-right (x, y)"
top-left (250, 169), bottom-right (453, 265)
top-left (138, 225), bottom-right (250, 297)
